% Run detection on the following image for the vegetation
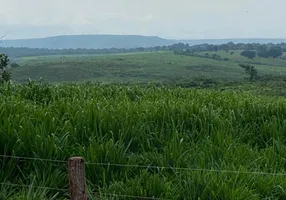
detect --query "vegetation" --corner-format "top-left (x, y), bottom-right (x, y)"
top-left (257, 46), bottom-right (283, 58)
top-left (1, 82), bottom-right (286, 199)
top-left (240, 50), bottom-right (256, 59)
top-left (1, 40), bottom-right (286, 58)
top-left (8, 52), bottom-right (286, 84)
top-left (10, 63), bottom-right (20, 68)
top-left (239, 64), bottom-right (258, 81)
top-left (0, 53), bottom-right (11, 83)
top-left (1, 39), bottom-right (286, 199)
top-left (172, 42), bottom-right (286, 54)
top-left (0, 46), bottom-right (166, 58)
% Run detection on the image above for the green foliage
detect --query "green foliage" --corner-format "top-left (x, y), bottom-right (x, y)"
top-left (239, 64), bottom-right (258, 81)
top-left (2, 40), bottom-right (286, 58)
top-left (9, 52), bottom-right (286, 84)
top-left (257, 46), bottom-right (283, 58)
top-left (240, 50), bottom-right (256, 59)
top-left (10, 63), bottom-right (20, 68)
top-left (16, 79), bottom-right (53, 105)
top-left (1, 70), bottom-right (11, 83)
top-left (0, 53), bottom-right (9, 69)
top-left (1, 83), bottom-right (286, 199)
top-left (211, 53), bottom-right (222, 60)
top-left (0, 53), bottom-right (11, 83)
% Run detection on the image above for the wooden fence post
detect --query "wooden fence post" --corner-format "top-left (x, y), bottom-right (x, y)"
top-left (68, 157), bottom-right (89, 200)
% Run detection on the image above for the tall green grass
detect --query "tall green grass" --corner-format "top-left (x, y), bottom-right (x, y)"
top-left (1, 81), bottom-right (286, 199)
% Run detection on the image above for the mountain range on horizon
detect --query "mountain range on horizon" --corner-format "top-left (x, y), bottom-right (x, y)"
top-left (1, 34), bottom-right (286, 50)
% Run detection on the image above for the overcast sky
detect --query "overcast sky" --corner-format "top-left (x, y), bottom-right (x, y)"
top-left (0, 0), bottom-right (286, 39)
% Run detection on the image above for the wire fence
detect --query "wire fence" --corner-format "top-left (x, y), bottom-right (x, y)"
top-left (1, 154), bottom-right (286, 199)
top-left (1, 154), bottom-right (286, 176)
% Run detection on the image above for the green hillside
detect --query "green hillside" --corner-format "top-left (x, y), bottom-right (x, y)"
top-left (10, 52), bottom-right (286, 84)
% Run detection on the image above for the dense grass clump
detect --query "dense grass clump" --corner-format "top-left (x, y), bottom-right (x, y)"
top-left (1, 82), bottom-right (286, 199)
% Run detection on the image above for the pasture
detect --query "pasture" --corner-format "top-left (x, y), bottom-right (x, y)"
top-left (10, 51), bottom-right (286, 84)
top-left (1, 82), bottom-right (286, 199)
top-left (1, 50), bottom-right (286, 199)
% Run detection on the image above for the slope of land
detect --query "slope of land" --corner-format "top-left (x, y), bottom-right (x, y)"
top-left (1, 35), bottom-right (175, 49)
top-left (10, 51), bottom-right (286, 84)
top-left (2, 34), bottom-right (286, 49)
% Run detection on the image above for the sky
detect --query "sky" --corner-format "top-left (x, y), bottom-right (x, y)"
top-left (0, 0), bottom-right (286, 39)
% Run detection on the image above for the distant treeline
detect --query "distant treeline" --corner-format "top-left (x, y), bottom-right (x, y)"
top-left (1, 41), bottom-right (286, 58)
top-left (172, 42), bottom-right (286, 52)
top-left (0, 46), bottom-right (169, 58)
top-left (173, 42), bottom-right (286, 59)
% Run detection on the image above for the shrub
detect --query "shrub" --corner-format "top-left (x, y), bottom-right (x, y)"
top-left (10, 63), bottom-right (20, 68)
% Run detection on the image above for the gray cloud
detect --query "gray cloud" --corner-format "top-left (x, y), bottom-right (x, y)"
top-left (1, 0), bottom-right (286, 39)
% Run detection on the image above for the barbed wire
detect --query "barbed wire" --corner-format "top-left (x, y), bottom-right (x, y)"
top-left (0, 155), bottom-right (66, 163)
top-left (1, 154), bottom-right (286, 176)
top-left (84, 162), bottom-right (286, 176)
top-left (0, 182), bottom-right (67, 192)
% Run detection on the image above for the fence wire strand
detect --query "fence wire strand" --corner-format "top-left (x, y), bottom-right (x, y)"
top-left (0, 182), bottom-right (67, 192)
top-left (0, 155), bottom-right (66, 163)
top-left (1, 154), bottom-right (286, 176)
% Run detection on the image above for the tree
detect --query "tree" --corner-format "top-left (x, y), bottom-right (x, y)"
top-left (267, 46), bottom-right (282, 58)
top-left (211, 54), bottom-right (221, 60)
top-left (155, 46), bottom-right (161, 52)
top-left (184, 49), bottom-right (191, 55)
top-left (240, 50), bottom-right (256, 59)
top-left (219, 44), bottom-right (230, 52)
top-left (10, 63), bottom-right (20, 68)
top-left (239, 64), bottom-right (258, 81)
top-left (256, 44), bottom-right (269, 58)
top-left (0, 53), bottom-right (11, 83)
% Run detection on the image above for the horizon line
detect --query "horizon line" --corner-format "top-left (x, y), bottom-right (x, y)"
top-left (2, 34), bottom-right (286, 41)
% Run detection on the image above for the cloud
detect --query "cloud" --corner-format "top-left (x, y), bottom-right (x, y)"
top-left (140, 14), bottom-right (154, 22)
top-left (1, 0), bottom-right (286, 39)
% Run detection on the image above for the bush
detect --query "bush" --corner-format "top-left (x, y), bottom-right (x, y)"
top-left (241, 51), bottom-right (256, 59)
top-left (10, 63), bottom-right (20, 68)
top-left (1, 70), bottom-right (11, 83)
top-left (211, 54), bottom-right (222, 60)
top-left (239, 64), bottom-right (258, 81)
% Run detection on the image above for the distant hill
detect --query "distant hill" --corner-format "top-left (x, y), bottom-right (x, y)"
top-left (1, 34), bottom-right (286, 49)
top-left (0, 35), bottom-right (175, 49)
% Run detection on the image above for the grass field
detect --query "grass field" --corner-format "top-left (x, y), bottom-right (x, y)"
top-left (1, 82), bottom-right (286, 199)
top-left (2, 50), bottom-right (286, 199)
top-left (10, 51), bottom-right (286, 84)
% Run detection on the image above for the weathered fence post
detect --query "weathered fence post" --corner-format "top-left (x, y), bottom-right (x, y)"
top-left (68, 157), bottom-right (89, 200)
